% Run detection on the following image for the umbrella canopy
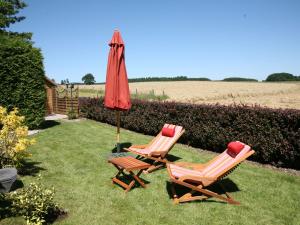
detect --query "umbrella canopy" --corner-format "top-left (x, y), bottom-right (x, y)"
top-left (104, 30), bottom-right (131, 110)
top-left (104, 30), bottom-right (131, 153)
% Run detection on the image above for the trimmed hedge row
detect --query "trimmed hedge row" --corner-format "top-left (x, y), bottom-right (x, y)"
top-left (0, 35), bottom-right (46, 129)
top-left (79, 97), bottom-right (300, 169)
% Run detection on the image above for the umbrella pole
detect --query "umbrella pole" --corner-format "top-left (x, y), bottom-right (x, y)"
top-left (116, 111), bottom-right (121, 152)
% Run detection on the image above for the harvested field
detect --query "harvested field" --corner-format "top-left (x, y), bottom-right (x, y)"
top-left (77, 81), bottom-right (300, 109)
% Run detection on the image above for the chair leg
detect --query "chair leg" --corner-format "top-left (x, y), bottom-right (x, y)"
top-left (145, 158), bottom-right (167, 173)
top-left (170, 182), bottom-right (207, 204)
top-left (178, 195), bottom-right (209, 203)
top-left (170, 183), bottom-right (179, 204)
top-left (172, 180), bottom-right (240, 205)
top-left (218, 182), bottom-right (240, 205)
top-left (145, 163), bottom-right (164, 173)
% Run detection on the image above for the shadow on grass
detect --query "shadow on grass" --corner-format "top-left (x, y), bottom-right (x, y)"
top-left (18, 161), bottom-right (46, 177)
top-left (0, 195), bottom-right (13, 220)
top-left (111, 142), bottom-right (132, 153)
top-left (165, 178), bottom-right (240, 204)
top-left (38, 120), bottom-right (61, 130)
top-left (44, 209), bottom-right (68, 224)
top-left (166, 154), bottom-right (181, 162)
top-left (0, 179), bottom-right (24, 219)
top-left (10, 180), bottom-right (24, 192)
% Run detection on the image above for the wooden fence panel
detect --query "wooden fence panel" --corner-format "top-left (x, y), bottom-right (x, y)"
top-left (54, 87), bottom-right (79, 115)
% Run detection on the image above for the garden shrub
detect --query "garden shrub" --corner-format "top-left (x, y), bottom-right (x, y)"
top-left (0, 106), bottom-right (35, 168)
top-left (0, 35), bottom-right (46, 129)
top-left (7, 179), bottom-right (62, 225)
top-left (67, 109), bottom-right (77, 120)
top-left (79, 97), bottom-right (300, 169)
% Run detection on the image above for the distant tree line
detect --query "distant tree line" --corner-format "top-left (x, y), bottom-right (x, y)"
top-left (75, 72), bottom-right (300, 85)
top-left (128, 76), bottom-right (211, 83)
top-left (222, 77), bottom-right (258, 82)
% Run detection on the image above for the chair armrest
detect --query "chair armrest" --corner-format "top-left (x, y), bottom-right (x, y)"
top-left (178, 175), bottom-right (216, 185)
top-left (148, 150), bottom-right (166, 156)
top-left (130, 144), bottom-right (147, 149)
top-left (174, 162), bottom-right (206, 170)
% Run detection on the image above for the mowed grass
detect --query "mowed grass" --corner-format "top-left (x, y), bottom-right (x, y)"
top-left (1, 120), bottom-right (300, 225)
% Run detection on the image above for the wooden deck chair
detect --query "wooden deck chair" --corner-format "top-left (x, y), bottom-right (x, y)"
top-left (167, 141), bottom-right (255, 205)
top-left (124, 124), bottom-right (185, 173)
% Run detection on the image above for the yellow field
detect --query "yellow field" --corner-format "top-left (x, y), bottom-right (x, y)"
top-left (78, 81), bottom-right (300, 109)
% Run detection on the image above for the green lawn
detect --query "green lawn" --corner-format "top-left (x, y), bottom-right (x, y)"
top-left (1, 120), bottom-right (300, 225)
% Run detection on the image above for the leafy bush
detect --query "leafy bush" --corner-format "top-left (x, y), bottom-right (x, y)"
top-left (67, 109), bottom-right (77, 120)
top-left (7, 179), bottom-right (62, 225)
top-left (0, 106), bottom-right (35, 168)
top-left (266, 73), bottom-right (300, 82)
top-left (0, 35), bottom-right (46, 129)
top-left (79, 97), bottom-right (300, 169)
top-left (222, 77), bottom-right (258, 82)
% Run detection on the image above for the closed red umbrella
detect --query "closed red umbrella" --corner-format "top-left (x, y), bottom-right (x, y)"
top-left (104, 30), bottom-right (131, 152)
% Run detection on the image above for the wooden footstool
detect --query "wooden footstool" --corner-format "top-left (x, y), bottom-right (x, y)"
top-left (108, 156), bottom-right (151, 192)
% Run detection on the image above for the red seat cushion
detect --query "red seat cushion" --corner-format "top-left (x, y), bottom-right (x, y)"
top-left (162, 126), bottom-right (175, 137)
top-left (227, 141), bottom-right (245, 157)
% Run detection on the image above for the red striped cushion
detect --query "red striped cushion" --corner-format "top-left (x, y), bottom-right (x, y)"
top-left (162, 124), bottom-right (175, 137)
top-left (227, 141), bottom-right (245, 157)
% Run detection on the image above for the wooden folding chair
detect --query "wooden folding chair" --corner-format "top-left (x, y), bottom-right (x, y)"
top-left (167, 141), bottom-right (255, 204)
top-left (124, 124), bottom-right (185, 173)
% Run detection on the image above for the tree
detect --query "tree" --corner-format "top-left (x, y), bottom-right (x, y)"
top-left (60, 79), bottom-right (69, 85)
top-left (82, 73), bottom-right (96, 85)
top-left (0, 0), bottom-right (32, 40)
top-left (266, 73), bottom-right (299, 82)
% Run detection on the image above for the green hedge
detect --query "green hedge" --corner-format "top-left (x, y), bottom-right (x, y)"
top-left (0, 35), bottom-right (45, 128)
top-left (80, 97), bottom-right (300, 170)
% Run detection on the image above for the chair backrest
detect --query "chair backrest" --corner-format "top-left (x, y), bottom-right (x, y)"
top-left (201, 143), bottom-right (253, 179)
top-left (146, 124), bottom-right (184, 153)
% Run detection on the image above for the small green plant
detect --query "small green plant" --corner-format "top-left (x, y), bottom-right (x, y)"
top-left (67, 109), bottom-right (77, 120)
top-left (7, 179), bottom-right (62, 225)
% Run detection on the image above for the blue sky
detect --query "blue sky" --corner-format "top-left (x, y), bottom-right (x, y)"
top-left (10, 0), bottom-right (300, 82)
